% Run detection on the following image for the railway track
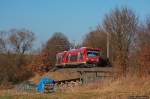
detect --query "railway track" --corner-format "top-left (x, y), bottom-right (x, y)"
top-left (51, 65), bottom-right (112, 71)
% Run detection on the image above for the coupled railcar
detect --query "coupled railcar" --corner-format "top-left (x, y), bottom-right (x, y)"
top-left (55, 47), bottom-right (107, 67)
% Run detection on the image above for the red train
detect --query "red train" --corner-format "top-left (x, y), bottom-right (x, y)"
top-left (55, 47), bottom-right (108, 67)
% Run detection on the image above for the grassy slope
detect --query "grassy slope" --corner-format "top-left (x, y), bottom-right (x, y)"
top-left (30, 69), bottom-right (80, 84)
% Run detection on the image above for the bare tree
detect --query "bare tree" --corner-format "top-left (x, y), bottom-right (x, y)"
top-left (103, 7), bottom-right (138, 77)
top-left (0, 29), bottom-right (35, 85)
top-left (138, 18), bottom-right (150, 47)
top-left (0, 31), bottom-right (9, 53)
top-left (43, 32), bottom-right (70, 65)
top-left (83, 29), bottom-right (107, 57)
top-left (9, 29), bottom-right (35, 54)
top-left (137, 17), bottom-right (150, 77)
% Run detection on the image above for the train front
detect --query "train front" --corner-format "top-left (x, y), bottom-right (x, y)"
top-left (85, 48), bottom-right (102, 67)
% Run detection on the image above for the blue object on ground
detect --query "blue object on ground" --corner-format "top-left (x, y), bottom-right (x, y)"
top-left (37, 76), bottom-right (55, 93)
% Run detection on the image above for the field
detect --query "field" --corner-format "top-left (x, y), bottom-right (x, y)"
top-left (0, 77), bottom-right (150, 99)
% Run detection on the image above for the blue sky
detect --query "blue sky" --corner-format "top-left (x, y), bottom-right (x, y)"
top-left (0, 0), bottom-right (150, 47)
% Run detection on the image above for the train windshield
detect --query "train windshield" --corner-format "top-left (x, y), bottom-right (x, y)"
top-left (87, 50), bottom-right (100, 57)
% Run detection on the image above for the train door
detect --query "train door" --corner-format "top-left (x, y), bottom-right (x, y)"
top-left (77, 52), bottom-right (84, 62)
top-left (56, 53), bottom-right (64, 66)
top-left (56, 54), bottom-right (61, 65)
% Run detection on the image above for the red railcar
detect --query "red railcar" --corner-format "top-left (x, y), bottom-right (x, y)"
top-left (56, 47), bottom-right (105, 67)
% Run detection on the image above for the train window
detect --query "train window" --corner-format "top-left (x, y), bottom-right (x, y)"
top-left (70, 55), bottom-right (78, 61)
top-left (87, 51), bottom-right (99, 57)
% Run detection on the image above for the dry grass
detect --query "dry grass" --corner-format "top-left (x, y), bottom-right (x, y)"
top-left (1, 77), bottom-right (150, 99)
top-left (0, 90), bottom-right (99, 99)
top-left (66, 76), bottom-right (150, 98)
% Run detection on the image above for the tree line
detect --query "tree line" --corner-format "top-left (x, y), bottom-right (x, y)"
top-left (0, 29), bottom-right (35, 88)
top-left (0, 7), bottom-right (150, 87)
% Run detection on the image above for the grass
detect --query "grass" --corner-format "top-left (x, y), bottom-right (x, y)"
top-left (0, 90), bottom-right (148, 99)
top-left (0, 92), bottom-right (99, 99)
top-left (0, 77), bottom-right (150, 99)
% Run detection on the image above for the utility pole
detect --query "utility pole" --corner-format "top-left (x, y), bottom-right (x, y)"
top-left (73, 40), bottom-right (76, 49)
top-left (106, 32), bottom-right (109, 58)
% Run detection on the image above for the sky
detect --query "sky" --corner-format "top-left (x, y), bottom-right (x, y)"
top-left (0, 0), bottom-right (150, 48)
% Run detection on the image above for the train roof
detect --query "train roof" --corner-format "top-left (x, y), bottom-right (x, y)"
top-left (68, 47), bottom-right (101, 52)
top-left (80, 47), bottom-right (101, 50)
top-left (56, 47), bottom-right (101, 55)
